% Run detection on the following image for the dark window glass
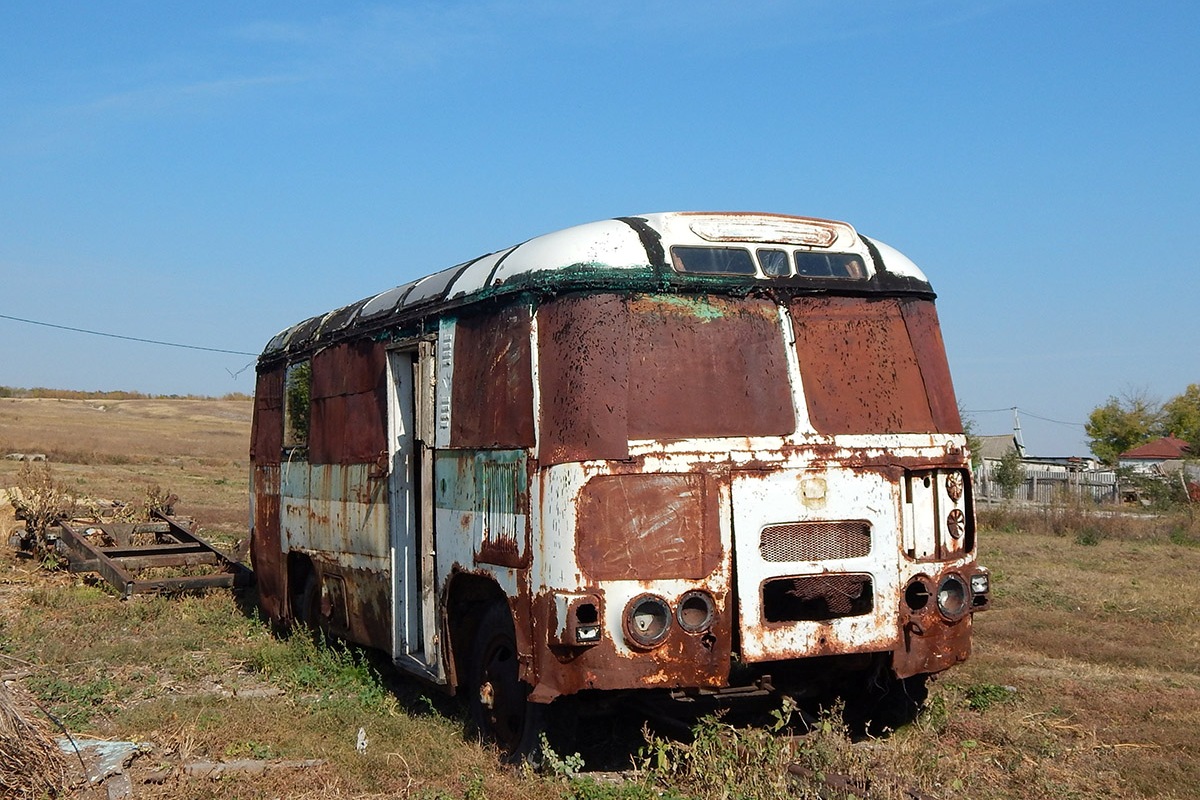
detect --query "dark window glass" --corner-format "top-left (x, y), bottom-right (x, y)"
top-left (795, 252), bottom-right (867, 279)
top-left (758, 248), bottom-right (790, 277)
top-left (670, 246), bottom-right (755, 275)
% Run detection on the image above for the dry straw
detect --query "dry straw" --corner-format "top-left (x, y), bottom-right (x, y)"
top-left (0, 667), bottom-right (69, 799)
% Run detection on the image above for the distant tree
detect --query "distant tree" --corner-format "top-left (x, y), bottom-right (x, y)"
top-left (1162, 383), bottom-right (1200, 452)
top-left (1085, 389), bottom-right (1165, 465)
top-left (993, 448), bottom-right (1026, 499)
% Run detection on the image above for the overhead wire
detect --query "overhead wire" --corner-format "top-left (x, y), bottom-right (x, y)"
top-left (963, 406), bottom-right (1085, 428)
top-left (0, 312), bottom-right (258, 357)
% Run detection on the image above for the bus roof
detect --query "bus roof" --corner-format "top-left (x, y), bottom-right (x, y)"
top-left (260, 211), bottom-right (934, 361)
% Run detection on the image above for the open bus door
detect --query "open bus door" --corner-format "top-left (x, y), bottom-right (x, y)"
top-left (386, 343), bottom-right (444, 682)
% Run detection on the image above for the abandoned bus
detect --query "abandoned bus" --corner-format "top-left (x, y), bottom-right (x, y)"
top-left (250, 211), bottom-right (989, 755)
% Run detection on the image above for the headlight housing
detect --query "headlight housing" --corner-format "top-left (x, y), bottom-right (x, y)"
top-left (676, 590), bottom-right (715, 633)
top-left (624, 594), bottom-right (672, 649)
top-left (936, 574), bottom-right (968, 621)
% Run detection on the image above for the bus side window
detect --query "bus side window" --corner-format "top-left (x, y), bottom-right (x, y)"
top-left (670, 246), bottom-right (755, 275)
top-left (795, 252), bottom-right (834, 277)
top-left (283, 360), bottom-right (312, 451)
top-left (758, 248), bottom-right (791, 277)
top-left (831, 255), bottom-right (866, 278)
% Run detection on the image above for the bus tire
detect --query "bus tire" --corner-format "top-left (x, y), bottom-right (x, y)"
top-left (468, 603), bottom-right (545, 762)
top-left (846, 673), bottom-right (928, 735)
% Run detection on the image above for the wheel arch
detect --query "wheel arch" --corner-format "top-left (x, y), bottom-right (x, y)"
top-left (444, 571), bottom-right (510, 694)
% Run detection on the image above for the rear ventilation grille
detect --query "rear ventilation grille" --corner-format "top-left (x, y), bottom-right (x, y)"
top-left (759, 521), bottom-right (871, 562)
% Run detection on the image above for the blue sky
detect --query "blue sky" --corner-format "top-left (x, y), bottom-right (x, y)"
top-left (2, 1), bottom-right (1196, 456)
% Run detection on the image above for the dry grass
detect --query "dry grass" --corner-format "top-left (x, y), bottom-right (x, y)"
top-left (2, 398), bottom-right (1200, 799)
top-left (0, 397), bottom-right (251, 534)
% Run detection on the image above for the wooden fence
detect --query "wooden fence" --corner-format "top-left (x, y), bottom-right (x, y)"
top-left (974, 462), bottom-right (1119, 504)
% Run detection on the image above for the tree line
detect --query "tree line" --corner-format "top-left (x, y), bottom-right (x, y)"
top-left (1085, 384), bottom-right (1200, 464)
top-left (0, 386), bottom-right (252, 401)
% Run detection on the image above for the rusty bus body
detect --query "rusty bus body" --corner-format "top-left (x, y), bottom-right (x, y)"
top-left (250, 212), bottom-right (989, 754)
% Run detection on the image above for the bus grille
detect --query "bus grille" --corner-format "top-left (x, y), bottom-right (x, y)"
top-left (762, 574), bottom-right (874, 622)
top-left (759, 521), bottom-right (871, 562)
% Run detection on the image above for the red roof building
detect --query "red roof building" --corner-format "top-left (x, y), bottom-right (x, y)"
top-left (1119, 435), bottom-right (1192, 461)
top-left (1119, 436), bottom-right (1193, 478)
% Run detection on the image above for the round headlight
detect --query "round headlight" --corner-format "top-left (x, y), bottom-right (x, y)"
top-left (904, 577), bottom-right (933, 611)
top-left (936, 574), bottom-right (968, 621)
top-left (624, 594), bottom-right (671, 648)
top-left (677, 590), bottom-right (715, 633)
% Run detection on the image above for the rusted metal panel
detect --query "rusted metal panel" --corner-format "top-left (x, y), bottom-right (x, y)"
top-left (435, 451), bottom-right (530, 568)
top-left (537, 293), bottom-right (631, 465)
top-left (627, 295), bottom-right (795, 439)
top-left (576, 473), bottom-right (721, 581)
top-left (898, 298), bottom-right (963, 433)
top-left (309, 341), bottom-right (387, 465)
top-left (290, 463), bottom-right (389, 563)
top-left (893, 601), bottom-right (973, 678)
top-left (789, 296), bottom-right (936, 435)
top-left (251, 369), bottom-right (284, 464)
top-left (307, 559), bottom-right (393, 653)
top-left (251, 465), bottom-right (284, 620)
top-left (449, 302), bottom-right (535, 448)
top-left (537, 293), bottom-right (795, 465)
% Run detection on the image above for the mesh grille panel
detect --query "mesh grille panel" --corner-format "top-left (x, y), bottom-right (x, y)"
top-left (762, 574), bottom-right (873, 622)
top-left (759, 521), bottom-right (871, 562)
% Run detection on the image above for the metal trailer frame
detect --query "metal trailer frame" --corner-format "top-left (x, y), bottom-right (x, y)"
top-left (57, 512), bottom-right (252, 598)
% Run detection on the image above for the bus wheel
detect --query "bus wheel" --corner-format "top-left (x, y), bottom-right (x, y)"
top-left (846, 673), bottom-right (929, 735)
top-left (468, 604), bottom-right (545, 762)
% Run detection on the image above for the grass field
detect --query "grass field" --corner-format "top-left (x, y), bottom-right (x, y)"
top-left (2, 397), bottom-right (1199, 799)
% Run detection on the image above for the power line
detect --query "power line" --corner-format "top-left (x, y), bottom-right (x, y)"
top-left (964, 406), bottom-right (1085, 428)
top-left (0, 312), bottom-right (258, 357)
top-left (1019, 409), bottom-right (1086, 428)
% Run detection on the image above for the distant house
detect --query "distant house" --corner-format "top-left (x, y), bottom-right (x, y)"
top-left (1118, 436), bottom-right (1193, 474)
top-left (975, 434), bottom-right (1022, 462)
top-left (974, 434), bottom-right (1117, 503)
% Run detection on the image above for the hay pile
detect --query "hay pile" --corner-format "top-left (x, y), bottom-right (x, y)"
top-left (1, 672), bottom-right (68, 799)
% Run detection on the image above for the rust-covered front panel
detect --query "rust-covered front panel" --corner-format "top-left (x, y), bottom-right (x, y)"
top-left (575, 472), bottom-right (721, 581)
top-left (309, 341), bottom-right (388, 465)
top-left (531, 588), bottom-right (734, 698)
top-left (790, 296), bottom-right (939, 435)
top-left (537, 294), bottom-right (631, 465)
top-left (627, 295), bottom-right (795, 440)
top-left (898, 298), bottom-right (963, 433)
top-left (450, 303), bottom-right (535, 449)
top-left (536, 293), bottom-right (794, 465)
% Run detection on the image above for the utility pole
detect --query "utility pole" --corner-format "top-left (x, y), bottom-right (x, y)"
top-left (1012, 407), bottom-right (1026, 456)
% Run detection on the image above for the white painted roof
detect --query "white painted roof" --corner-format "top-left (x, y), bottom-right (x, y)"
top-left (262, 211), bottom-right (933, 359)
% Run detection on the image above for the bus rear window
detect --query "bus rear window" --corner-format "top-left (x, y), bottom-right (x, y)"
top-left (795, 252), bottom-right (867, 278)
top-left (670, 246), bottom-right (755, 275)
